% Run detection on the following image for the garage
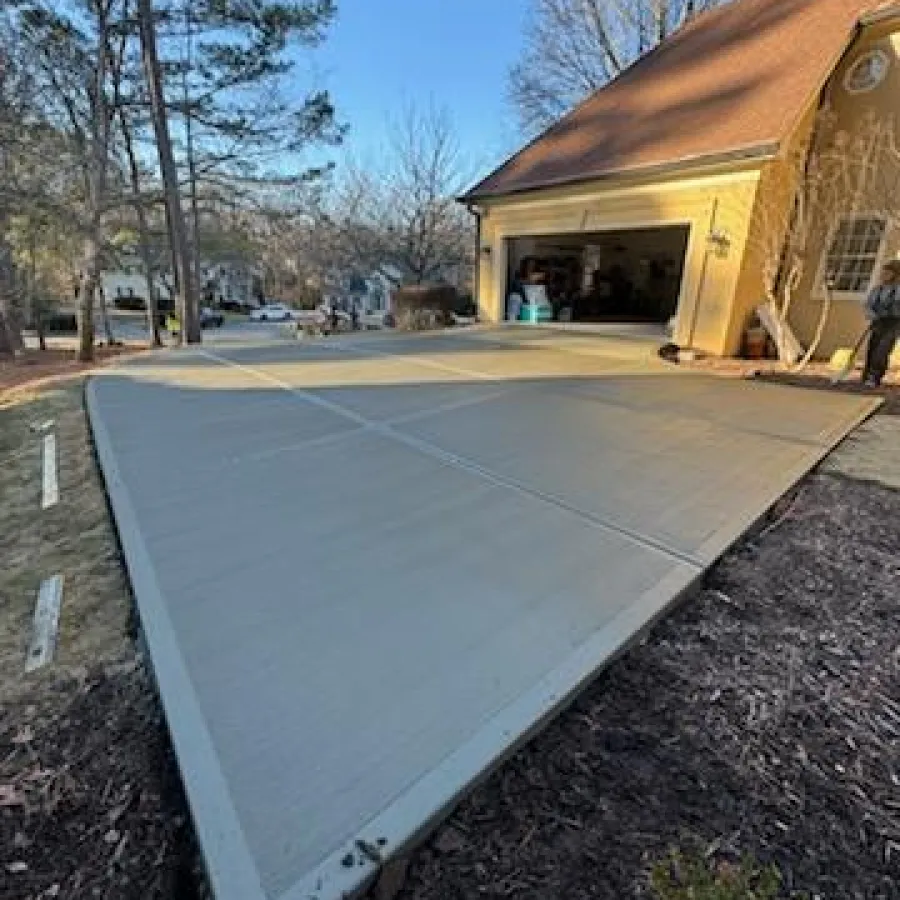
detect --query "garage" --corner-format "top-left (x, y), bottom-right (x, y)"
top-left (505, 224), bottom-right (690, 324)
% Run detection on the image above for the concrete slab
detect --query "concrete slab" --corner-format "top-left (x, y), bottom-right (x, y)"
top-left (87, 330), bottom-right (879, 900)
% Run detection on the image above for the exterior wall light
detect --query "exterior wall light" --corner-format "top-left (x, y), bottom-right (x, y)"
top-left (707, 227), bottom-right (731, 257)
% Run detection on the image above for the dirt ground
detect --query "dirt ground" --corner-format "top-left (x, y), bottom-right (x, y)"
top-left (679, 355), bottom-right (900, 416)
top-left (0, 382), bottom-right (201, 900)
top-left (0, 346), bottom-right (146, 397)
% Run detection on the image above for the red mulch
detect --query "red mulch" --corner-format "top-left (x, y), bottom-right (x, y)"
top-left (0, 347), bottom-right (148, 396)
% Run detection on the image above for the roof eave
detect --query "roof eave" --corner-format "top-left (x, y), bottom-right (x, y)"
top-left (459, 141), bottom-right (780, 205)
top-left (860, 3), bottom-right (900, 26)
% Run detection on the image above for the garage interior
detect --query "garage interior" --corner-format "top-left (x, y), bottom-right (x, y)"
top-left (506, 225), bottom-right (690, 324)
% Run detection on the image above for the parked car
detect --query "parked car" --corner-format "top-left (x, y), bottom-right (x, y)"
top-left (200, 306), bottom-right (224, 328)
top-left (249, 303), bottom-right (294, 322)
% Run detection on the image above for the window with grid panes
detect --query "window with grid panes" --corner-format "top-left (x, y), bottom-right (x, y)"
top-left (825, 217), bottom-right (886, 292)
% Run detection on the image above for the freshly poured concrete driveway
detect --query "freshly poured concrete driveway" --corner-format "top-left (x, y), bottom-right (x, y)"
top-left (87, 329), bottom-right (879, 900)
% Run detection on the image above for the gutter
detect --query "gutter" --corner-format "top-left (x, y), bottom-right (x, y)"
top-left (466, 203), bottom-right (481, 311)
top-left (460, 142), bottom-right (780, 204)
top-left (860, 3), bottom-right (900, 26)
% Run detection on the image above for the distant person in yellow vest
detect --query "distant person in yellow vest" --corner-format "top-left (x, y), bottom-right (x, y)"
top-left (862, 258), bottom-right (900, 387)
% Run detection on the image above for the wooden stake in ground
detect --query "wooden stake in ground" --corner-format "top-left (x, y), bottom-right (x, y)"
top-left (25, 575), bottom-right (64, 673)
top-left (41, 432), bottom-right (58, 510)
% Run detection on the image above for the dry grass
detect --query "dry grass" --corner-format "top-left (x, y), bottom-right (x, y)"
top-left (0, 379), bottom-right (202, 899)
top-left (0, 382), bottom-right (131, 708)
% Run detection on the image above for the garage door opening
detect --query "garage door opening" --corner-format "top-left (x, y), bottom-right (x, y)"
top-left (506, 225), bottom-right (690, 326)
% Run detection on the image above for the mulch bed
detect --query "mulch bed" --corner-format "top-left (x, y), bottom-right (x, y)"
top-left (0, 662), bottom-right (203, 900)
top-left (755, 372), bottom-right (900, 416)
top-left (0, 346), bottom-right (145, 396)
top-left (383, 471), bottom-right (900, 900)
top-left (676, 355), bottom-right (900, 416)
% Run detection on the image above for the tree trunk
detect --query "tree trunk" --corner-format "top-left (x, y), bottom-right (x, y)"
top-left (138, 0), bottom-right (201, 344)
top-left (77, 0), bottom-right (113, 363)
top-left (28, 228), bottom-right (46, 351)
top-left (120, 109), bottom-right (162, 346)
top-left (183, 0), bottom-right (203, 306)
top-left (78, 232), bottom-right (100, 362)
top-left (35, 312), bottom-right (47, 351)
top-left (97, 284), bottom-right (115, 345)
top-left (0, 231), bottom-right (24, 355)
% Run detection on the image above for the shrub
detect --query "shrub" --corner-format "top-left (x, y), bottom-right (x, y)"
top-left (395, 308), bottom-right (448, 331)
top-left (391, 284), bottom-right (456, 330)
top-left (651, 850), bottom-right (783, 900)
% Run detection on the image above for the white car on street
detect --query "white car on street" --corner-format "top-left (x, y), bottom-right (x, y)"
top-left (250, 303), bottom-right (294, 322)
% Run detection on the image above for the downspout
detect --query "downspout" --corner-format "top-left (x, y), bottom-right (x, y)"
top-left (685, 197), bottom-right (718, 349)
top-left (466, 203), bottom-right (481, 316)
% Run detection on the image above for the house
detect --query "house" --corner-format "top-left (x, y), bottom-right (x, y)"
top-left (323, 267), bottom-right (400, 315)
top-left (202, 258), bottom-right (263, 309)
top-left (101, 252), bottom-right (173, 309)
top-left (101, 251), bottom-right (262, 310)
top-left (464, 0), bottom-right (900, 358)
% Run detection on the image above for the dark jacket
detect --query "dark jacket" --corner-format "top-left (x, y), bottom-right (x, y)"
top-left (865, 283), bottom-right (900, 319)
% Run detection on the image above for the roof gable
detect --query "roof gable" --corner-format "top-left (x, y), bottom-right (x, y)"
top-left (465, 0), bottom-right (885, 200)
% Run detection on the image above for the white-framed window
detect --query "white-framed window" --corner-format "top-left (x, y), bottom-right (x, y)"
top-left (844, 49), bottom-right (890, 94)
top-left (824, 216), bottom-right (887, 293)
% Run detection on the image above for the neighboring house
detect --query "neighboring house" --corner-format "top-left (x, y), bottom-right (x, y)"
top-left (202, 259), bottom-right (263, 308)
top-left (324, 267), bottom-right (401, 314)
top-left (100, 253), bottom-right (173, 307)
top-left (464, 0), bottom-right (900, 358)
top-left (101, 253), bottom-right (262, 309)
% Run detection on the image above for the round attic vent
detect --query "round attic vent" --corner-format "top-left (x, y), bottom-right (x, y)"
top-left (844, 49), bottom-right (890, 94)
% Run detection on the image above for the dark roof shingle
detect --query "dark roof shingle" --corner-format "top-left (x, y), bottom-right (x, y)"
top-left (465, 0), bottom-right (885, 200)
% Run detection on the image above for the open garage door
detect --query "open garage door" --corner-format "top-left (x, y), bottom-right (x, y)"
top-left (507, 225), bottom-right (690, 325)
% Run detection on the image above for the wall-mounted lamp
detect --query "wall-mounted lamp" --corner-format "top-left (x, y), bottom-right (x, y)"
top-left (480, 244), bottom-right (492, 257)
top-left (707, 227), bottom-right (731, 258)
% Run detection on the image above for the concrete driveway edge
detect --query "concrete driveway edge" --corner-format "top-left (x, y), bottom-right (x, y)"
top-left (276, 565), bottom-right (702, 900)
top-left (85, 377), bottom-right (269, 900)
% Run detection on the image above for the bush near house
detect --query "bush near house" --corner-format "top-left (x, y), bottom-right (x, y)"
top-left (392, 284), bottom-right (457, 330)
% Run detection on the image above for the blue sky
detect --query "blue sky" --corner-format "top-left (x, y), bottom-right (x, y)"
top-left (308, 0), bottom-right (531, 181)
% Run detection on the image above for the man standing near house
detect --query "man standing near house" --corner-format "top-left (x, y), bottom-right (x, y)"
top-left (862, 258), bottom-right (900, 387)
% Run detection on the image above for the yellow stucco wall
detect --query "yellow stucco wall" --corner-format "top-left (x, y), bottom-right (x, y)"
top-left (477, 166), bottom-right (762, 356)
top-left (782, 21), bottom-right (900, 358)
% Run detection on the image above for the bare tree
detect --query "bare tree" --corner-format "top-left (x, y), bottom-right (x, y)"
top-left (15, 0), bottom-right (127, 361)
top-left (752, 109), bottom-right (900, 369)
top-left (328, 105), bottom-right (474, 291)
top-left (509, 0), bottom-right (720, 134)
top-left (0, 28), bottom-right (29, 354)
top-left (118, 108), bottom-right (163, 345)
top-left (137, 0), bottom-right (200, 342)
